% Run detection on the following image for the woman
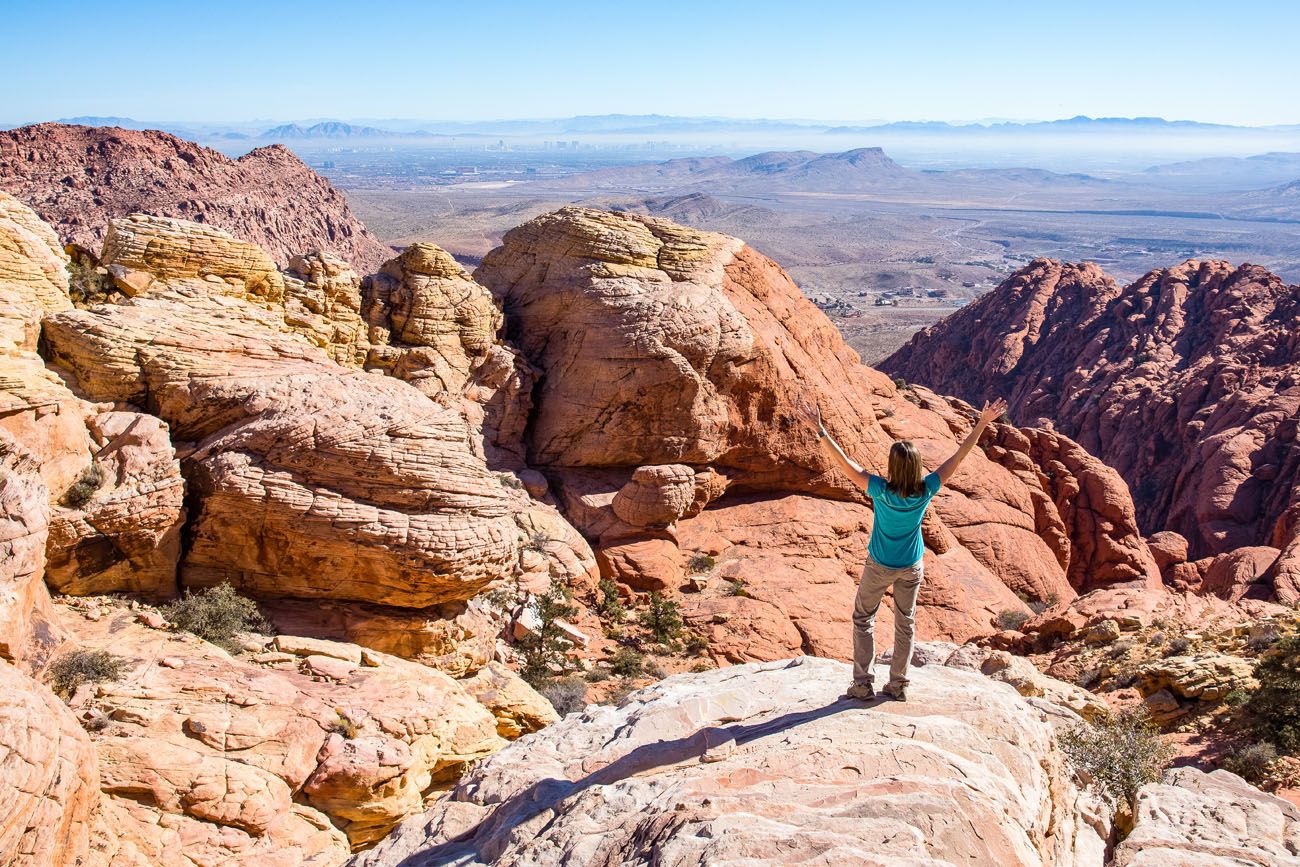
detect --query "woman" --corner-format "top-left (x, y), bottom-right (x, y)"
top-left (799, 396), bottom-right (1007, 701)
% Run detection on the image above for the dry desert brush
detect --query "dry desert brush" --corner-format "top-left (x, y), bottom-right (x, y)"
top-left (163, 583), bottom-right (272, 654)
top-left (46, 648), bottom-right (131, 700)
top-left (1060, 708), bottom-right (1174, 808)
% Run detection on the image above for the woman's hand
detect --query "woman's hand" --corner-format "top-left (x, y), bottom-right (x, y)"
top-left (978, 397), bottom-right (1008, 426)
top-left (796, 395), bottom-right (825, 433)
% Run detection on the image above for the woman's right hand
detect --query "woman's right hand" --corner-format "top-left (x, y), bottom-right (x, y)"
top-left (795, 394), bottom-right (824, 433)
top-left (978, 397), bottom-right (1008, 426)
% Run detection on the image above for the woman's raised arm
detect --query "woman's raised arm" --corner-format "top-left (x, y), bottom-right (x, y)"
top-left (936, 397), bottom-right (1007, 484)
top-left (797, 397), bottom-right (873, 492)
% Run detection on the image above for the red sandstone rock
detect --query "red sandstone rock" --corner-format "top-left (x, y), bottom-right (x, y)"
top-left (884, 258), bottom-right (1300, 587)
top-left (0, 124), bottom-right (391, 271)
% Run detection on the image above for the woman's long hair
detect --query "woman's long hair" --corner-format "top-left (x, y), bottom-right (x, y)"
top-left (887, 441), bottom-right (925, 498)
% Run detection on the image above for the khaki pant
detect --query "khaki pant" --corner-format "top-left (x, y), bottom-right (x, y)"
top-left (852, 556), bottom-right (924, 688)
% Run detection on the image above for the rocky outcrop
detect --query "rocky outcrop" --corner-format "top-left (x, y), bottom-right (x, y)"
top-left (349, 654), bottom-right (1108, 867)
top-left (1116, 767), bottom-right (1300, 865)
top-left (883, 258), bottom-right (1300, 589)
top-left (45, 412), bottom-right (185, 597)
top-left (0, 123), bottom-right (391, 271)
top-left (0, 658), bottom-right (99, 866)
top-left (58, 600), bottom-right (510, 861)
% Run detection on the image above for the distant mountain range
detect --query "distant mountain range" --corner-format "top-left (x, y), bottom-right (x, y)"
top-left (23, 114), bottom-right (1300, 142)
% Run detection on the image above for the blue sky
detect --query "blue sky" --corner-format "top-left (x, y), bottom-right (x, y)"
top-left (4, 0), bottom-right (1298, 125)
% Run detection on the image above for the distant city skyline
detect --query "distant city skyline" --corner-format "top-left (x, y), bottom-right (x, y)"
top-left (6, 0), bottom-right (1299, 126)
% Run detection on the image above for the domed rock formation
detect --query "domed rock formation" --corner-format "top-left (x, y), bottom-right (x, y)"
top-left (0, 123), bottom-right (391, 271)
top-left (883, 258), bottom-right (1300, 596)
top-left (474, 207), bottom-right (1165, 645)
top-left (349, 653), bottom-right (1110, 867)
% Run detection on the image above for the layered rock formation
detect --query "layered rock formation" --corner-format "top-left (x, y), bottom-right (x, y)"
top-left (0, 123), bottom-right (391, 271)
top-left (55, 600), bottom-right (520, 863)
top-left (883, 258), bottom-right (1300, 593)
top-left (41, 214), bottom-right (592, 608)
top-left (350, 654), bottom-right (1109, 867)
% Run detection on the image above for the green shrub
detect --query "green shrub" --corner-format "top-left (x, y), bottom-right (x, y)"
top-left (1223, 687), bottom-right (1252, 707)
top-left (62, 463), bottom-right (105, 508)
top-left (596, 578), bottom-right (626, 622)
top-left (163, 583), bottom-right (272, 654)
top-left (637, 592), bottom-right (684, 646)
top-left (690, 661), bottom-right (713, 673)
top-left (609, 647), bottom-right (645, 678)
top-left (541, 676), bottom-right (588, 717)
top-left (996, 608), bottom-right (1030, 631)
top-left (1059, 709), bottom-right (1174, 807)
top-left (46, 649), bottom-right (130, 700)
top-left (517, 581), bottom-right (580, 689)
top-left (687, 553), bottom-right (716, 574)
top-left (1222, 741), bottom-right (1277, 783)
top-left (1246, 635), bottom-right (1300, 753)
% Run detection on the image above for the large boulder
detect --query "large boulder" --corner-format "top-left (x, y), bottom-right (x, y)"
top-left (349, 655), bottom-right (1108, 867)
top-left (0, 433), bottom-right (63, 665)
top-left (0, 659), bottom-right (99, 866)
top-left (1115, 767), bottom-right (1300, 865)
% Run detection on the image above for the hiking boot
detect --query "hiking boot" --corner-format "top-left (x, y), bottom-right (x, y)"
top-left (845, 682), bottom-right (875, 701)
top-left (881, 682), bottom-right (908, 702)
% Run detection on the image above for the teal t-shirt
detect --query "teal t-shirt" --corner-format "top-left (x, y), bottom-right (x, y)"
top-left (867, 472), bottom-right (941, 568)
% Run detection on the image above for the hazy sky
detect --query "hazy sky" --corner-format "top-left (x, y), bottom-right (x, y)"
top-left (6, 0), bottom-right (1299, 125)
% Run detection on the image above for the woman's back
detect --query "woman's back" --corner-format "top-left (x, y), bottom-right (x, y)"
top-left (866, 472), bottom-right (941, 568)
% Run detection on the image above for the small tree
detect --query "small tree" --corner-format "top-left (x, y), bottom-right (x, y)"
top-left (596, 578), bottom-right (626, 623)
top-left (517, 582), bottom-right (579, 689)
top-left (637, 592), bottom-right (683, 647)
top-left (1246, 635), bottom-right (1300, 753)
top-left (1060, 709), bottom-right (1174, 808)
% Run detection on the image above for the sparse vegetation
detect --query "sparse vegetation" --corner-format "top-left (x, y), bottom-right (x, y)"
top-left (1222, 741), bottom-right (1278, 783)
top-left (526, 531), bottom-right (553, 553)
top-left (496, 472), bottom-right (524, 490)
top-left (637, 592), bottom-right (684, 647)
top-left (585, 666), bottom-right (611, 683)
top-left (1164, 636), bottom-right (1191, 657)
top-left (1060, 709), bottom-right (1174, 808)
top-left (517, 581), bottom-right (580, 689)
top-left (1076, 667), bottom-right (1103, 689)
top-left (541, 676), bottom-right (588, 716)
top-left (1245, 635), bottom-right (1300, 753)
top-left (596, 578), bottom-right (626, 622)
top-left (326, 708), bottom-right (361, 739)
top-left (725, 578), bottom-right (752, 598)
top-left (996, 608), bottom-right (1030, 631)
top-left (645, 659), bottom-right (667, 679)
top-left (609, 647), bottom-right (645, 679)
top-left (689, 661), bottom-right (713, 673)
top-left (683, 630), bottom-right (710, 656)
top-left (163, 583), bottom-right (272, 654)
top-left (61, 463), bottom-right (105, 508)
top-left (687, 552), bottom-right (716, 574)
top-left (46, 649), bottom-right (130, 700)
top-left (1247, 633), bottom-right (1279, 652)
